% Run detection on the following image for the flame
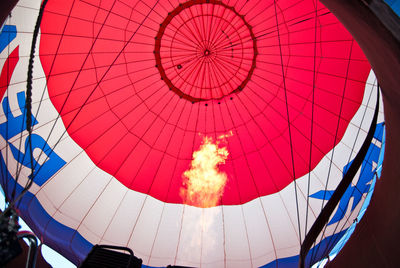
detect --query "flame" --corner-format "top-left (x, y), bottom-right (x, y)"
top-left (180, 132), bottom-right (232, 207)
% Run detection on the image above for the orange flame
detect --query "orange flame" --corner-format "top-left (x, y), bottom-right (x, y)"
top-left (180, 132), bottom-right (232, 207)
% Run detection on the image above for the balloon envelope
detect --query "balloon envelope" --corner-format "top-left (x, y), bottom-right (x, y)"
top-left (0, 0), bottom-right (385, 267)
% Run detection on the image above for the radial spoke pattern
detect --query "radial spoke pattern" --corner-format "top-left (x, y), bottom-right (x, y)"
top-left (155, 0), bottom-right (257, 101)
top-left (0, 0), bottom-right (385, 267)
top-left (36, 0), bottom-right (373, 207)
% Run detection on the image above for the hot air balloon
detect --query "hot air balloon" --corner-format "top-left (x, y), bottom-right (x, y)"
top-left (0, 0), bottom-right (385, 267)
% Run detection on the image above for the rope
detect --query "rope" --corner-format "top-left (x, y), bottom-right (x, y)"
top-left (1, 0), bottom-right (49, 217)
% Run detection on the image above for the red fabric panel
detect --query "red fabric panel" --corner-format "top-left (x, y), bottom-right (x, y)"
top-left (39, 0), bottom-right (370, 205)
top-left (0, 46), bottom-right (18, 99)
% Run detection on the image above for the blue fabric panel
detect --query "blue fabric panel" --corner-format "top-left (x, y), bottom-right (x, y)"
top-left (0, 150), bottom-right (351, 268)
top-left (260, 230), bottom-right (348, 268)
top-left (376, 125), bottom-right (385, 177)
top-left (0, 153), bottom-right (92, 266)
top-left (0, 25), bottom-right (17, 54)
top-left (384, 0), bottom-right (400, 16)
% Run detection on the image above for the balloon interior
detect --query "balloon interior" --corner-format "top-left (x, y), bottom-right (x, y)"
top-left (0, 0), bottom-right (385, 267)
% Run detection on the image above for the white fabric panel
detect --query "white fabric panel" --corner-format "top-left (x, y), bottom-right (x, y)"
top-left (5, 2), bottom-right (38, 54)
top-left (101, 189), bottom-right (146, 246)
top-left (223, 205), bottom-right (252, 268)
top-left (33, 68), bottom-right (382, 267)
top-left (127, 196), bottom-right (164, 264)
top-left (0, 143), bottom-right (41, 193)
top-left (294, 184), bottom-right (314, 244)
top-left (77, 179), bottom-right (127, 244)
top-left (1, 1), bottom-right (386, 267)
top-left (242, 200), bottom-right (276, 268)
top-left (341, 122), bottom-right (367, 156)
top-left (0, 15), bottom-right (382, 266)
top-left (260, 193), bottom-right (299, 259)
top-left (276, 183), bottom-right (304, 250)
top-left (296, 172), bottom-right (325, 233)
top-left (29, 97), bottom-right (71, 147)
top-left (147, 204), bottom-right (183, 266)
top-left (311, 153), bottom-right (343, 191)
top-left (53, 162), bottom-right (113, 229)
top-left (175, 205), bottom-right (202, 267)
top-left (200, 207), bottom-right (224, 268)
top-left (330, 140), bottom-right (354, 172)
top-left (40, 152), bottom-right (97, 210)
